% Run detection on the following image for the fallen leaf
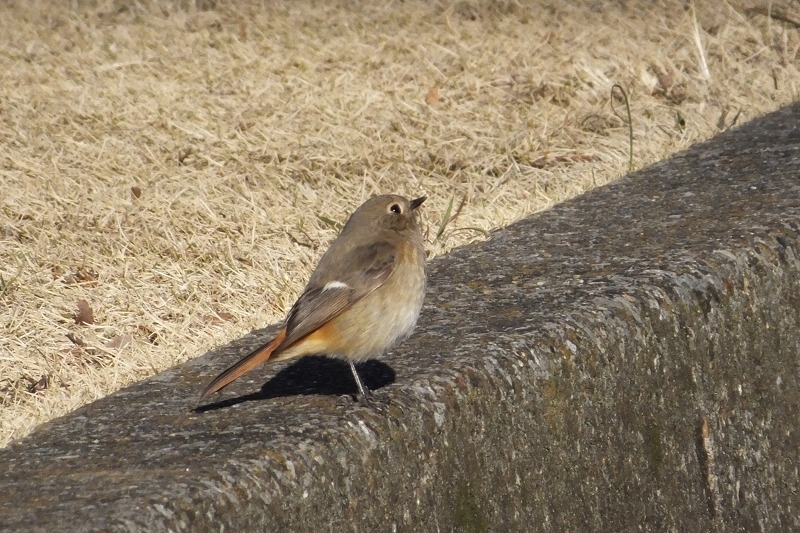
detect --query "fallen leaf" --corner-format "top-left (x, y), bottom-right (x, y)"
top-left (74, 299), bottom-right (94, 325)
top-left (27, 375), bottom-right (49, 393)
top-left (425, 87), bottom-right (439, 105)
top-left (131, 186), bottom-right (142, 199)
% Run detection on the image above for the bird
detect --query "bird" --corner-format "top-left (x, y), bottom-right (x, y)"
top-left (200, 194), bottom-right (427, 402)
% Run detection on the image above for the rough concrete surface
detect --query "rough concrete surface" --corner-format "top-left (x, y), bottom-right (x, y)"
top-left (2, 103), bottom-right (800, 532)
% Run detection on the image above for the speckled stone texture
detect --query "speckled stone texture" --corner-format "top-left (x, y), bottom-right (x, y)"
top-left (2, 104), bottom-right (800, 532)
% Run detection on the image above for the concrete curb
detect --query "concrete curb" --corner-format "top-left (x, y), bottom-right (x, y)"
top-left (2, 103), bottom-right (799, 531)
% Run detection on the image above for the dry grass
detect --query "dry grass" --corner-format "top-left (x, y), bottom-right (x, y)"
top-left (1, 0), bottom-right (798, 447)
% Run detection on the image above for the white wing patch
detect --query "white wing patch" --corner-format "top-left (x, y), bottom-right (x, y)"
top-left (322, 280), bottom-right (349, 291)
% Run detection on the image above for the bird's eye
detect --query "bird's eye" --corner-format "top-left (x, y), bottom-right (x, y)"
top-left (390, 204), bottom-right (402, 214)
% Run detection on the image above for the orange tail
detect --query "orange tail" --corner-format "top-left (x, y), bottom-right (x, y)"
top-left (200, 328), bottom-right (287, 398)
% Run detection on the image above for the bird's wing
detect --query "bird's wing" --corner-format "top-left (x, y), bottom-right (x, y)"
top-left (280, 241), bottom-right (396, 347)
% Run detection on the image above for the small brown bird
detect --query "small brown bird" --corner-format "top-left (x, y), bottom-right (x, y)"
top-left (201, 194), bottom-right (427, 401)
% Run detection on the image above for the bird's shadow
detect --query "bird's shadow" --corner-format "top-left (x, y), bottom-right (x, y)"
top-left (194, 356), bottom-right (395, 413)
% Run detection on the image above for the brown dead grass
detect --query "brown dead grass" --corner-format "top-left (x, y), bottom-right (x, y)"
top-left (1, 0), bottom-right (798, 447)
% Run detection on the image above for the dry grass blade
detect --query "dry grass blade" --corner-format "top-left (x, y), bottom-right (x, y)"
top-left (611, 84), bottom-right (635, 173)
top-left (692, 2), bottom-right (712, 80)
top-left (434, 194), bottom-right (468, 242)
top-left (746, 5), bottom-right (800, 29)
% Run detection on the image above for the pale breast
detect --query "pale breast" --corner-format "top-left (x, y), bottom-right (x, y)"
top-left (329, 241), bottom-right (426, 360)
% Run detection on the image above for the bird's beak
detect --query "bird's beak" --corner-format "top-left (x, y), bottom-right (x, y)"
top-left (410, 196), bottom-right (427, 211)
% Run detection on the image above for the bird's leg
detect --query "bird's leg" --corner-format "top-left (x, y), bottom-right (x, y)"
top-left (349, 361), bottom-right (372, 402)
